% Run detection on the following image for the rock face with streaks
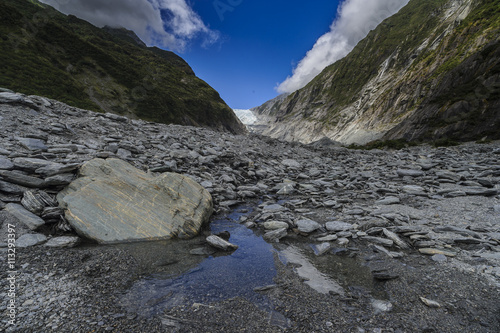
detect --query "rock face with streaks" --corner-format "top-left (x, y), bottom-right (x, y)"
top-left (57, 158), bottom-right (213, 243)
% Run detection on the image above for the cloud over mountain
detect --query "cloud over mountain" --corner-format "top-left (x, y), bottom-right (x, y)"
top-left (277, 0), bottom-right (409, 94)
top-left (39, 0), bottom-right (219, 51)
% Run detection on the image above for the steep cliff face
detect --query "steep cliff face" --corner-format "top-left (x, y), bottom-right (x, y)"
top-left (0, 0), bottom-right (246, 134)
top-left (254, 0), bottom-right (500, 144)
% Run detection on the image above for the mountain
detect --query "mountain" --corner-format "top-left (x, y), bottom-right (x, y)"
top-left (253, 0), bottom-right (500, 144)
top-left (0, 0), bottom-right (245, 134)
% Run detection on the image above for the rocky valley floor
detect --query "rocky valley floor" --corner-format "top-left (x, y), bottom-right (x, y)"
top-left (1, 90), bottom-right (500, 332)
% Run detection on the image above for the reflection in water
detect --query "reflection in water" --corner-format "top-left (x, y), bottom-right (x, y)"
top-left (120, 207), bottom-right (277, 316)
top-left (279, 245), bottom-right (345, 296)
top-left (120, 206), bottom-right (386, 317)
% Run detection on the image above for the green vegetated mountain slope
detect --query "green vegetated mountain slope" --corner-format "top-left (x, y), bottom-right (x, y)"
top-left (0, 0), bottom-right (245, 134)
top-left (253, 0), bottom-right (500, 144)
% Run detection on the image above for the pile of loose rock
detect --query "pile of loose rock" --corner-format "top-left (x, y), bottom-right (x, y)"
top-left (1, 89), bottom-right (500, 331)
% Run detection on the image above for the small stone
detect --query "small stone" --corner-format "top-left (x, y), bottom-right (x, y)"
top-left (419, 248), bottom-right (456, 257)
top-left (420, 297), bottom-right (441, 308)
top-left (326, 221), bottom-right (353, 232)
top-left (0, 170), bottom-right (44, 188)
top-left (375, 197), bottom-right (400, 205)
top-left (397, 169), bottom-right (424, 177)
top-left (263, 228), bottom-right (288, 243)
top-left (43, 173), bottom-right (75, 186)
top-left (5, 203), bottom-right (45, 230)
top-left (17, 137), bottom-right (48, 151)
top-left (0, 180), bottom-right (27, 194)
top-left (206, 235), bottom-right (238, 251)
top-left (21, 191), bottom-right (45, 214)
top-left (0, 156), bottom-right (14, 170)
top-left (402, 185), bottom-right (427, 195)
top-left (431, 254), bottom-right (447, 262)
top-left (296, 219), bottom-right (321, 233)
top-left (362, 236), bottom-right (394, 247)
top-left (372, 270), bottom-right (399, 280)
top-left (45, 236), bottom-right (80, 248)
top-left (337, 238), bottom-right (349, 246)
top-left (16, 234), bottom-right (47, 247)
top-left (372, 299), bottom-right (393, 313)
top-left (263, 221), bottom-right (289, 230)
top-left (313, 242), bottom-right (331, 256)
top-left (435, 170), bottom-right (461, 182)
top-left (317, 234), bottom-right (338, 242)
top-left (281, 159), bottom-right (301, 168)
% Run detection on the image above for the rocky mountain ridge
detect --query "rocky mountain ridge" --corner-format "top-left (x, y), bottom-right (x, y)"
top-left (253, 0), bottom-right (500, 145)
top-left (0, 0), bottom-right (245, 134)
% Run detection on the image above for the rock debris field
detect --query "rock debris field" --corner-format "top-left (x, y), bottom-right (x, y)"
top-left (1, 90), bottom-right (500, 332)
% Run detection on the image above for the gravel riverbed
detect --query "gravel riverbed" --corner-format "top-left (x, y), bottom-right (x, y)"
top-left (1, 91), bottom-right (500, 332)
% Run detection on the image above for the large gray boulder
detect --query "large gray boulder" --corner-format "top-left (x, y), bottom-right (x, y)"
top-left (57, 158), bottom-right (213, 244)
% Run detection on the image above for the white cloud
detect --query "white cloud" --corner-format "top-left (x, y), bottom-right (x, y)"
top-left (39, 0), bottom-right (219, 52)
top-left (277, 0), bottom-right (410, 94)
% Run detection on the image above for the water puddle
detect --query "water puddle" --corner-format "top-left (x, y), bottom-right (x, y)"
top-left (119, 205), bottom-right (385, 317)
top-left (119, 206), bottom-right (277, 316)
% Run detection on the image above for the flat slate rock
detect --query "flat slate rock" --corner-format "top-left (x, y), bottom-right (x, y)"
top-left (45, 236), bottom-right (80, 248)
top-left (57, 158), bottom-right (213, 244)
top-left (0, 170), bottom-right (44, 188)
top-left (16, 137), bottom-right (48, 151)
top-left (296, 219), bottom-right (321, 233)
top-left (5, 203), bottom-right (45, 230)
top-left (0, 156), bottom-right (14, 170)
top-left (16, 233), bottom-right (47, 248)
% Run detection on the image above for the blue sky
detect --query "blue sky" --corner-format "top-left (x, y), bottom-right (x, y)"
top-left (40, 0), bottom-right (410, 109)
top-left (182, 0), bottom-right (341, 109)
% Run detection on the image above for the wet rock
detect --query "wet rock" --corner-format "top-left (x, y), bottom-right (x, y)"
top-left (57, 158), bottom-right (213, 243)
top-left (313, 242), bottom-right (331, 256)
top-left (16, 233), bottom-right (47, 248)
top-left (215, 231), bottom-right (231, 241)
top-left (263, 228), bottom-right (288, 243)
top-left (262, 204), bottom-right (286, 213)
top-left (5, 203), bottom-right (45, 230)
top-left (263, 221), bottom-right (289, 230)
top-left (190, 247), bottom-right (216, 256)
top-left (206, 235), bottom-right (238, 251)
top-left (45, 236), bottom-right (80, 248)
top-left (296, 219), bottom-right (321, 233)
